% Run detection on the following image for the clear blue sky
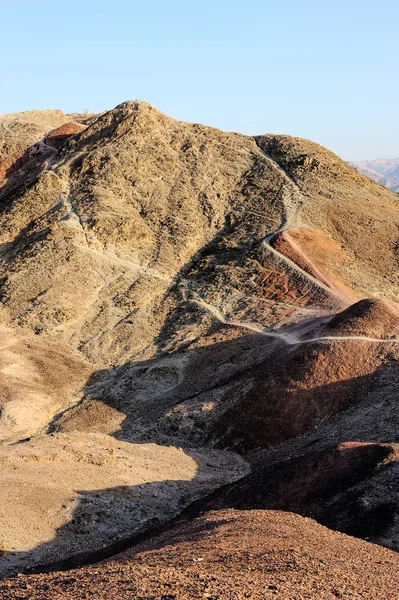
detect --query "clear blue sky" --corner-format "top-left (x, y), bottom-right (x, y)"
top-left (1, 0), bottom-right (398, 160)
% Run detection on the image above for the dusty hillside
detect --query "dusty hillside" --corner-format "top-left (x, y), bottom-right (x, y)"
top-left (0, 101), bottom-right (399, 581)
top-left (257, 135), bottom-right (399, 300)
top-left (1, 510), bottom-right (399, 600)
top-left (2, 101), bottom-right (398, 370)
top-left (0, 325), bottom-right (91, 443)
top-left (0, 109), bottom-right (70, 163)
top-left (0, 435), bottom-right (247, 577)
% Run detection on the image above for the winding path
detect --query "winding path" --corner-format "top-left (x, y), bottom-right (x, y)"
top-left (41, 141), bottom-right (399, 349)
top-left (183, 148), bottom-right (399, 347)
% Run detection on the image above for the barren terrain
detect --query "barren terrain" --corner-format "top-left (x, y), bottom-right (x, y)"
top-left (0, 102), bottom-right (399, 594)
top-left (1, 510), bottom-right (399, 599)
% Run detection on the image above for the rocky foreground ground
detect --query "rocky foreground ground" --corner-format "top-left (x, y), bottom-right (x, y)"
top-left (1, 510), bottom-right (399, 599)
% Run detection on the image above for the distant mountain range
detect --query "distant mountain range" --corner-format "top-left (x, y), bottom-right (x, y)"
top-left (350, 158), bottom-right (399, 192)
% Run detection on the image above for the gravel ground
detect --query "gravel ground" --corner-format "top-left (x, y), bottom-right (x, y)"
top-left (1, 509), bottom-right (398, 599)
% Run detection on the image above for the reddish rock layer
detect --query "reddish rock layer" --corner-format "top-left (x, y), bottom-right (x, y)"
top-left (214, 298), bottom-right (399, 451)
top-left (272, 227), bottom-right (360, 302)
top-left (0, 154), bottom-right (21, 180)
top-left (44, 122), bottom-right (86, 149)
top-left (327, 297), bottom-right (399, 338)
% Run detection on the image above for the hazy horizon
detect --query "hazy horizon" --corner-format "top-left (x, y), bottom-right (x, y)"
top-left (2, 0), bottom-right (398, 161)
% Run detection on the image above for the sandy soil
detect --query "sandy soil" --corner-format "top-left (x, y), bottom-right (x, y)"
top-left (0, 434), bottom-right (248, 576)
top-left (0, 325), bottom-right (91, 443)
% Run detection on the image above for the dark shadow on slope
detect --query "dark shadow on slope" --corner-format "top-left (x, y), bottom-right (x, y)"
top-left (26, 436), bottom-right (398, 575)
top-left (2, 334), bottom-right (276, 578)
top-left (195, 438), bottom-right (399, 548)
top-left (120, 441), bottom-right (399, 559)
top-left (52, 324), bottom-right (399, 453)
top-left (3, 339), bottom-right (398, 576)
top-left (49, 331), bottom-right (281, 443)
top-left (0, 450), bottom-right (238, 577)
top-left (0, 145), bottom-right (56, 210)
top-left (213, 349), bottom-right (399, 453)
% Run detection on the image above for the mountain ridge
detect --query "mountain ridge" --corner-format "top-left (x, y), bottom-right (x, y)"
top-left (0, 102), bottom-right (399, 589)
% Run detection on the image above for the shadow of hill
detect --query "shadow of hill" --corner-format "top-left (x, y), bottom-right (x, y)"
top-left (195, 438), bottom-right (399, 548)
top-left (52, 324), bottom-right (399, 454)
top-left (49, 330), bottom-right (280, 443)
top-left (2, 336), bottom-right (398, 576)
top-left (25, 507), bottom-right (233, 575)
top-left (213, 340), bottom-right (399, 452)
top-left (0, 441), bottom-right (247, 577)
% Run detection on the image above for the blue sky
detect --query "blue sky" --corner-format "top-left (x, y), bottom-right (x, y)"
top-left (1, 0), bottom-right (398, 160)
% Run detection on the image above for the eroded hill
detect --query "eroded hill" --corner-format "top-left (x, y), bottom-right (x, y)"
top-left (2, 510), bottom-right (399, 600)
top-left (0, 101), bottom-right (399, 583)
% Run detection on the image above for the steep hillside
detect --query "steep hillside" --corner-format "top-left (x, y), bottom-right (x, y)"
top-left (0, 101), bottom-right (399, 578)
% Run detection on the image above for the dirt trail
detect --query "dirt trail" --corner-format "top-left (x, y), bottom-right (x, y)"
top-left (188, 289), bottom-right (399, 346)
top-left (43, 140), bottom-right (389, 352)
top-left (256, 145), bottom-right (356, 306)
top-left (55, 163), bottom-right (399, 349)
top-left (257, 147), bottom-right (304, 231)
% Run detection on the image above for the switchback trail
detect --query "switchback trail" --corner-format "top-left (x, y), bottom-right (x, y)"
top-left (43, 142), bottom-right (399, 351)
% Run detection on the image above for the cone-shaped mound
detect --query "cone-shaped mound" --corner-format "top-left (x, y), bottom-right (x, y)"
top-left (327, 298), bottom-right (399, 338)
top-left (205, 442), bottom-right (399, 546)
top-left (207, 299), bottom-right (399, 452)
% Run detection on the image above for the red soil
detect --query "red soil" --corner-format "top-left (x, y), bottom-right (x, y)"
top-left (44, 122), bottom-right (86, 149)
top-left (272, 227), bottom-right (360, 302)
top-left (327, 297), bottom-right (399, 338)
top-left (1, 509), bottom-right (398, 599)
top-left (216, 299), bottom-right (399, 451)
top-left (0, 153), bottom-right (24, 180)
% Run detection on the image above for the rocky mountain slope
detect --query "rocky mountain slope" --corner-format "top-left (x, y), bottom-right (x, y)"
top-left (0, 102), bottom-right (399, 589)
top-left (350, 157), bottom-right (399, 192)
